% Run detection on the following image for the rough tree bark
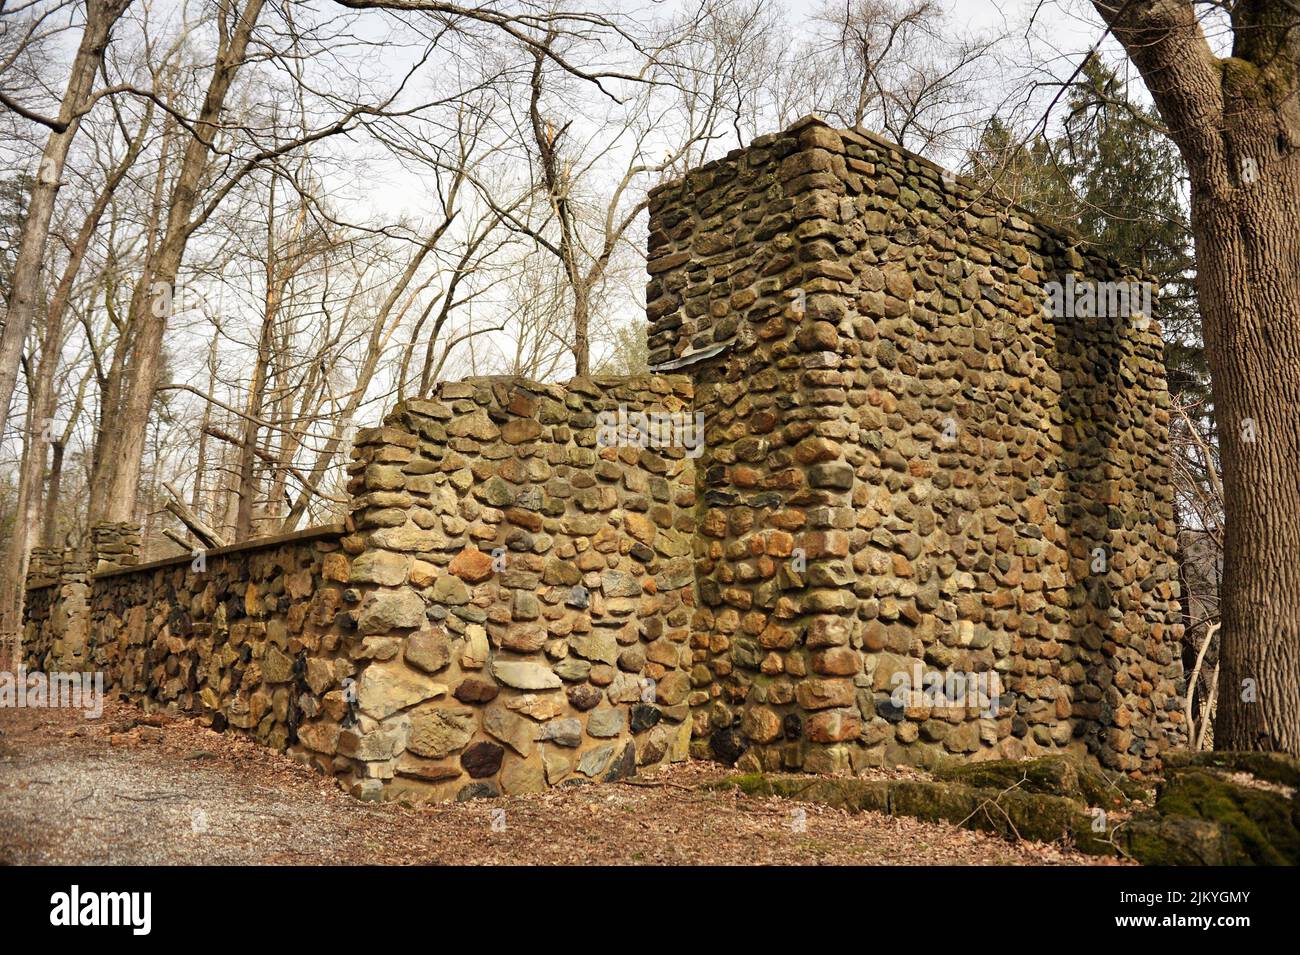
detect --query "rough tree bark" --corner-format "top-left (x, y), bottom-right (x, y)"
top-left (1092, 0), bottom-right (1300, 752)
top-left (0, 0), bottom-right (133, 433)
top-left (0, 94), bottom-right (152, 650)
top-left (88, 0), bottom-right (268, 527)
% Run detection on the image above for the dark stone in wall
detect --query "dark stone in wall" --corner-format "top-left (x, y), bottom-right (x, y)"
top-left (710, 727), bottom-right (750, 765)
top-left (461, 741), bottom-right (505, 778)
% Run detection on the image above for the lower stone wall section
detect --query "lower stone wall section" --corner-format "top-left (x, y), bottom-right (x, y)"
top-left (21, 376), bottom-right (701, 804)
top-left (49, 528), bottom-right (356, 759)
top-left (327, 375), bottom-right (698, 801)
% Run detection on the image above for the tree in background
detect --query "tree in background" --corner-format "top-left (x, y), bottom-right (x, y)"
top-left (0, 173), bottom-right (32, 301)
top-left (0, 0), bottom-right (134, 434)
top-left (808, 0), bottom-right (999, 152)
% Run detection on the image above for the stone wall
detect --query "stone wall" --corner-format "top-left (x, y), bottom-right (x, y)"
top-left (27, 526), bottom-right (357, 758)
top-left (647, 116), bottom-right (1184, 775)
top-left (23, 116), bottom-right (1186, 797)
top-left (92, 522), bottom-right (143, 573)
top-left (332, 375), bottom-right (697, 801)
top-left (22, 376), bottom-right (700, 803)
top-left (23, 548), bottom-right (92, 671)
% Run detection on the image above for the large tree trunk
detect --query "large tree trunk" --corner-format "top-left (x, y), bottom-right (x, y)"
top-left (0, 405), bottom-right (45, 648)
top-left (0, 399), bottom-right (38, 657)
top-left (1093, 0), bottom-right (1300, 753)
top-left (0, 98), bottom-right (152, 652)
top-left (87, 114), bottom-right (174, 527)
top-left (42, 439), bottom-right (66, 549)
top-left (88, 0), bottom-right (267, 526)
top-left (1193, 123), bottom-right (1300, 753)
top-left (0, 0), bottom-right (131, 433)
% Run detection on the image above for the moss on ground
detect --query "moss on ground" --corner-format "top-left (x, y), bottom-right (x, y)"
top-left (1146, 769), bottom-right (1299, 865)
top-left (712, 752), bottom-right (1299, 865)
top-left (1161, 750), bottom-right (1300, 789)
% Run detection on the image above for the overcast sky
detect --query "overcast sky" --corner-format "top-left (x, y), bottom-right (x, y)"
top-left (0, 0), bottom-right (1176, 475)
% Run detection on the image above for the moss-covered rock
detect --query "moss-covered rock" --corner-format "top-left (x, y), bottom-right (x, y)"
top-left (1122, 815), bottom-right (1232, 866)
top-left (932, 756), bottom-right (1078, 797)
top-left (709, 774), bottom-right (890, 813)
top-left (891, 780), bottom-right (1114, 853)
top-left (1147, 769), bottom-right (1299, 865)
top-left (1161, 750), bottom-right (1300, 789)
top-left (887, 779), bottom-right (983, 826)
top-left (1075, 762), bottom-right (1153, 808)
top-left (931, 755), bottom-right (1147, 809)
top-left (713, 772), bottom-right (770, 796)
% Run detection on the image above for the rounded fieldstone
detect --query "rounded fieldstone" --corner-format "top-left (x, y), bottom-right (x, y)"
top-left (453, 678), bottom-right (500, 704)
top-left (586, 707), bottom-right (625, 738)
top-left (404, 628), bottom-right (451, 673)
top-left (460, 741), bottom-right (504, 778)
top-left (709, 727), bottom-right (748, 765)
top-left (567, 684), bottom-right (602, 711)
top-left (629, 703), bottom-right (661, 733)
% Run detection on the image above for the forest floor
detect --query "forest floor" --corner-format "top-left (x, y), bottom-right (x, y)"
top-left (0, 699), bottom-right (1124, 865)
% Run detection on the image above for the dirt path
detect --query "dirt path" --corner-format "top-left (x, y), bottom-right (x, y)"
top-left (0, 700), bottom-right (1119, 865)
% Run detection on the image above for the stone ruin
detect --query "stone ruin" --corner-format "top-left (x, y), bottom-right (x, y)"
top-left (22, 117), bottom-right (1186, 802)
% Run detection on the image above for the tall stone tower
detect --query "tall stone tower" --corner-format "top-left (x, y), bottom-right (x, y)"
top-left (647, 116), bottom-right (1185, 775)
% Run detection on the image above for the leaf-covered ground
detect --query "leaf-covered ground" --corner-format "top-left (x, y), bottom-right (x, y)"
top-left (0, 700), bottom-right (1124, 865)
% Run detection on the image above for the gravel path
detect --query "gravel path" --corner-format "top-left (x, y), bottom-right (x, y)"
top-left (0, 700), bottom-right (1120, 865)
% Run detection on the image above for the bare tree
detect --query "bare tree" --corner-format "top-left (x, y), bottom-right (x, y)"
top-left (0, 89), bottom-right (155, 649)
top-left (807, 0), bottom-right (999, 152)
top-left (84, 0), bottom-right (388, 528)
top-left (482, 7), bottom-right (745, 376)
top-left (0, 0), bottom-right (133, 436)
top-left (0, 7), bottom-right (192, 652)
top-left (87, 0), bottom-right (271, 526)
